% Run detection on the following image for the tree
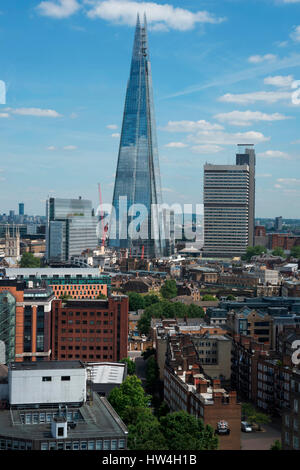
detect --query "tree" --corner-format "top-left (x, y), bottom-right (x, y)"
top-left (226, 294), bottom-right (236, 301)
top-left (146, 356), bottom-right (159, 394)
top-left (187, 303), bottom-right (205, 318)
top-left (141, 347), bottom-right (155, 360)
top-left (127, 292), bottom-right (145, 311)
top-left (270, 440), bottom-right (282, 451)
top-left (243, 246), bottom-right (267, 262)
top-left (20, 252), bottom-right (41, 268)
top-left (119, 357), bottom-right (136, 375)
top-left (127, 408), bottom-right (168, 450)
top-left (144, 294), bottom-right (160, 307)
top-left (160, 280), bottom-right (177, 300)
top-left (202, 294), bottom-right (217, 301)
top-left (96, 293), bottom-right (107, 299)
top-left (291, 246), bottom-right (300, 259)
top-left (241, 403), bottom-right (270, 430)
top-left (272, 247), bottom-right (285, 257)
top-left (108, 375), bottom-right (151, 423)
top-left (160, 411), bottom-right (218, 450)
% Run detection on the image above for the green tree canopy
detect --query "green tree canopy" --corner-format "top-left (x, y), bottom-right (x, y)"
top-left (127, 292), bottom-right (145, 311)
top-left (108, 375), bottom-right (151, 423)
top-left (270, 440), bottom-right (282, 451)
top-left (226, 294), bottom-right (236, 301)
top-left (160, 280), bottom-right (178, 300)
top-left (202, 294), bottom-right (217, 301)
top-left (145, 356), bottom-right (159, 394)
top-left (291, 246), bottom-right (300, 259)
top-left (119, 357), bottom-right (136, 375)
top-left (127, 408), bottom-right (168, 450)
top-left (243, 246), bottom-right (267, 262)
top-left (160, 411), bottom-right (218, 450)
top-left (272, 247), bottom-right (285, 257)
top-left (20, 252), bottom-right (41, 268)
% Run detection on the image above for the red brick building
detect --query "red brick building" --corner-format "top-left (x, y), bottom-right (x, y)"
top-left (164, 334), bottom-right (241, 450)
top-left (51, 295), bottom-right (128, 363)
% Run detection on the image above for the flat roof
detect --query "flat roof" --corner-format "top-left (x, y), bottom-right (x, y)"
top-left (0, 393), bottom-right (127, 440)
top-left (9, 361), bottom-right (85, 371)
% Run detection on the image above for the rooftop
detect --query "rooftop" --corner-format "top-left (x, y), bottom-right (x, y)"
top-left (0, 393), bottom-right (128, 440)
top-left (9, 361), bottom-right (85, 371)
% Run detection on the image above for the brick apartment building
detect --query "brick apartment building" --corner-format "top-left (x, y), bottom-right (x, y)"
top-left (164, 334), bottom-right (241, 450)
top-left (51, 296), bottom-right (128, 363)
top-left (0, 280), bottom-right (55, 363)
top-left (4, 268), bottom-right (110, 300)
top-left (282, 369), bottom-right (300, 450)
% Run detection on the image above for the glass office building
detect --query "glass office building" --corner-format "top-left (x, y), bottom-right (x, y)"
top-left (109, 15), bottom-right (165, 259)
top-left (46, 198), bottom-right (98, 263)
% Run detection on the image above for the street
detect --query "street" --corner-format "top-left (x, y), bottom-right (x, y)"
top-left (241, 419), bottom-right (282, 450)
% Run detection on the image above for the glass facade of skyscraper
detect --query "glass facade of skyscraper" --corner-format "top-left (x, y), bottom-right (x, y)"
top-left (110, 15), bottom-right (165, 258)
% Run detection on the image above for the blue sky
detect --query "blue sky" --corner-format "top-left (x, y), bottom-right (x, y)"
top-left (0, 0), bottom-right (300, 217)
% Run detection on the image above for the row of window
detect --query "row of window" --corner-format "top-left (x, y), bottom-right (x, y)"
top-left (40, 439), bottom-right (126, 451)
top-left (60, 354), bottom-right (113, 359)
top-left (61, 311), bottom-right (111, 317)
top-left (20, 410), bottom-right (80, 425)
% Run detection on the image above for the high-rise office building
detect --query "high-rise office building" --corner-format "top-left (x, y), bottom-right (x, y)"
top-left (236, 145), bottom-right (256, 247)
top-left (19, 203), bottom-right (24, 216)
top-left (46, 197), bottom-right (98, 264)
top-left (203, 163), bottom-right (250, 257)
top-left (109, 15), bottom-right (165, 259)
top-left (275, 216), bottom-right (283, 232)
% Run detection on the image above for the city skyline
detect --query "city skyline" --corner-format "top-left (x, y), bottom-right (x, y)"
top-left (0, 0), bottom-right (300, 217)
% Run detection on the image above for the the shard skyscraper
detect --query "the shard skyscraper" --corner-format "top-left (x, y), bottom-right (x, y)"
top-left (109, 14), bottom-right (165, 259)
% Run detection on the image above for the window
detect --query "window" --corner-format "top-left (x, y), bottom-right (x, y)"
top-left (42, 376), bottom-right (51, 382)
top-left (118, 439), bottom-right (125, 449)
top-left (111, 440), bottom-right (117, 450)
top-left (80, 441), bottom-right (87, 450)
top-left (41, 443), bottom-right (48, 451)
top-left (96, 440), bottom-right (102, 450)
top-left (61, 376), bottom-right (71, 381)
top-left (103, 440), bottom-right (110, 450)
top-left (88, 441), bottom-right (95, 450)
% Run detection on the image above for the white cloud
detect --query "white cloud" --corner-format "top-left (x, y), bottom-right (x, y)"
top-left (219, 91), bottom-right (292, 104)
top-left (188, 130), bottom-right (270, 146)
top-left (37, 0), bottom-right (81, 19)
top-left (162, 187), bottom-right (175, 192)
top-left (70, 112), bottom-right (78, 119)
top-left (163, 120), bottom-right (223, 133)
top-left (248, 54), bottom-right (277, 64)
top-left (258, 150), bottom-right (291, 159)
top-left (277, 177), bottom-right (300, 184)
top-left (47, 146), bottom-right (57, 151)
top-left (291, 25), bottom-right (300, 42)
top-left (257, 173), bottom-right (272, 178)
top-left (214, 110), bottom-right (289, 126)
top-left (0, 113), bottom-right (9, 118)
top-left (5, 107), bottom-right (62, 117)
top-left (164, 142), bottom-right (188, 148)
top-left (191, 144), bottom-right (223, 154)
top-left (63, 145), bottom-right (77, 150)
top-left (264, 75), bottom-right (294, 87)
top-left (111, 133), bottom-right (120, 138)
top-left (87, 0), bottom-right (225, 31)
top-left (106, 124), bottom-right (118, 129)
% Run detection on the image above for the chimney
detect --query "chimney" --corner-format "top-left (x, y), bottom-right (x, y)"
top-left (212, 379), bottom-right (221, 390)
top-left (196, 379), bottom-right (208, 394)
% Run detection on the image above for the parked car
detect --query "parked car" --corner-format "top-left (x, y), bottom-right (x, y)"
top-left (241, 421), bottom-right (252, 432)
